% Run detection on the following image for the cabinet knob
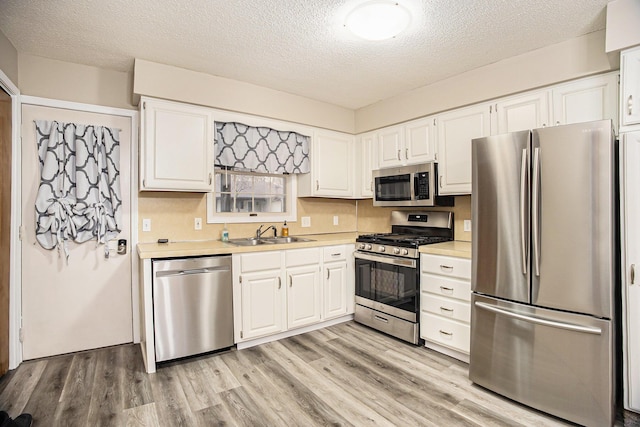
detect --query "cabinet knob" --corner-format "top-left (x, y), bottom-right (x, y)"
top-left (316, 180), bottom-right (319, 191)
top-left (405, 148), bottom-right (408, 159)
top-left (397, 150), bottom-right (401, 161)
top-left (631, 264), bottom-right (636, 285)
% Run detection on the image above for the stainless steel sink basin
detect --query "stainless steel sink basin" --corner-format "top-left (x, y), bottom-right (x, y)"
top-left (226, 237), bottom-right (268, 246)
top-left (263, 236), bottom-right (315, 244)
top-left (226, 236), bottom-right (314, 246)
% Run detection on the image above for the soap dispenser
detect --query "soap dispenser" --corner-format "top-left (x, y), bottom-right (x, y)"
top-left (221, 223), bottom-right (229, 242)
top-left (281, 221), bottom-right (289, 237)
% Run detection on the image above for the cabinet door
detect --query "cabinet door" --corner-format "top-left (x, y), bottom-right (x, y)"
top-left (359, 132), bottom-right (377, 197)
top-left (621, 131), bottom-right (640, 412)
top-left (552, 73), bottom-right (618, 131)
top-left (240, 270), bottom-right (285, 340)
top-left (378, 125), bottom-right (404, 168)
top-left (495, 91), bottom-right (551, 134)
top-left (437, 103), bottom-right (491, 195)
top-left (324, 261), bottom-right (348, 319)
top-left (286, 265), bottom-right (321, 329)
top-left (621, 47), bottom-right (640, 127)
top-left (141, 98), bottom-right (213, 191)
top-left (405, 117), bottom-right (436, 164)
top-left (313, 130), bottom-right (354, 197)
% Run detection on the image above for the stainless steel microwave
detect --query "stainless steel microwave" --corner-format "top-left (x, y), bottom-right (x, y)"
top-left (372, 163), bottom-right (454, 207)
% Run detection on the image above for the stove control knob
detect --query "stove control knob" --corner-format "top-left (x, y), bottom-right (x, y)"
top-left (358, 243), bottom-right (366, 250)
top-left (393, 248), bottom-right (400, 254)
top-left (402, 249), bottom-right (409, 255)
top-left (366, 244), bottom-right (372, 250)
top-left (379, 246), bottom-right (386, 252)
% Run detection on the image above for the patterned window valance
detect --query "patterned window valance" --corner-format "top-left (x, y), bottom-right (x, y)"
top-left (215, 122), bottom-right (310, 174)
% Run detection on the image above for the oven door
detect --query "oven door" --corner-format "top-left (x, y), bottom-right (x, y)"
top-left (354, 251), bottom-right (418, 321)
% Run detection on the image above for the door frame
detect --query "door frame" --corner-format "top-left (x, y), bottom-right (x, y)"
top-left (0, 69), bottom-right (20, 370)
top-left (17, 95), bottom-right (139, 368)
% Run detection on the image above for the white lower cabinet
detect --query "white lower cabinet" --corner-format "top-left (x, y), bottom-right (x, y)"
top-left (420, 253), bottom-right (471, 362)
top-left (234, 244), bottom-right (354, 344)
top-left (286, 248), bottom-right (322, 329)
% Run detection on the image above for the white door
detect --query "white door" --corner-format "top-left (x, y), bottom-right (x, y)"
top-left (240, 270), bottom-right (284, 340)
top-left (552, 73), bottom-right (618, 130)
top-left (621, 47), bottom-right (640, 127)
top-left (286, 265), bottom-right (321, 329)
top-left (313, 130), bottom-right (353, 197)
top-left (21, 104), bottom-right (133, 360)
top-left (378, 125), bottom-right (404, 168)
top-left (494, 91), bottom-right (551, 134)
top-left (323, 261), bottom-right (348, 319)
top-left (621, 131), bottom-right (640, 412)
top-left (405, 117), bottom-right (436, 164)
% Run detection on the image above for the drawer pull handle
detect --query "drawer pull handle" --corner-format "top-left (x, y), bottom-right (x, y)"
top-left (439, 330), bottom-right (453, 336)
top-left (439, 286), bottom-right (454, 293)
top-left (374, 315), bottom-right (389, 323)
top-left (440, 306), bottom-right (453, 312)
top-left (331, 253), bottom-right (341, 257)
top-left (440, 264), bottom-right (454, 270)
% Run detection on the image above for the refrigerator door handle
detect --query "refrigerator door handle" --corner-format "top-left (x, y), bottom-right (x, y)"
top-left (532, 147), bottom-right (541, 277)
top-left (520, 148), bottom-right (528, 275)
top-left (474, 301), bottom-right (602, 335)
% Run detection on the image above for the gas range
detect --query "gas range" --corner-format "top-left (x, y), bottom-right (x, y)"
top-left (356, 211), bottom-right (454, 259)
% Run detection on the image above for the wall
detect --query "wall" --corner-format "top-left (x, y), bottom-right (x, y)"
top-left (137, 193), bottom-right (359, 243)
top-left (356, 196), bottom-right (471, 242)
top-left (0, 30), bottom-right (18, 85)
top-left (355, 30), bottom-right (617, 133)
top-left (133, 59), bottom-right (355, 134)
top-left (18, 54), bottom-right (134, 109)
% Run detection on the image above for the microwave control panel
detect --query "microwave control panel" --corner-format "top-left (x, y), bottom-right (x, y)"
top-left (415, 172), bottom-right (430, 199)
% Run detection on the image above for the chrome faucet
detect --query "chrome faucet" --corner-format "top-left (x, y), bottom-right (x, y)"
top-left (256, 224), bottom-right (277, 239)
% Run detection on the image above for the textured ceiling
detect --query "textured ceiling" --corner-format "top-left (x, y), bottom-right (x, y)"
top-left (0, 0), bottom-right (610, 109)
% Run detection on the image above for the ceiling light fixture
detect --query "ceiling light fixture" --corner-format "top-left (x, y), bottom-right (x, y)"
top-left (345, 1), bottom-right (411, 41)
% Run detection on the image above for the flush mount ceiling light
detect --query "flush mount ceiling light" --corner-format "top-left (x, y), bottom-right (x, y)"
top-left (345, 1), bottom-right (411, 41)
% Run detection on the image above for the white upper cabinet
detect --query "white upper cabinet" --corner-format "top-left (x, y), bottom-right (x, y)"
top-left (621, 46), bottom-right (640, 129)
top-left (298, 130), bottom-right (354, 198)
top-left (378, 118), bottom-right (436, 168)
top-left (140, 97), bottom-right (214, 191)
top-left (436, 103), bottom-right (492, 195)
top-left (405, 116), bottom-right (437, 164)
top-left (357, 131), bottom-right (377, 198)
top-left (378, 125), bottom-right (405, 168)
top-left (494, 91), bottom-right (551, 134)
top-left (552, 73), bottom-right (618, 131)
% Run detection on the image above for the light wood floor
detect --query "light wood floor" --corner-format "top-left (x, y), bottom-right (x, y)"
top-left (0, 321), bottom-right (638, 426)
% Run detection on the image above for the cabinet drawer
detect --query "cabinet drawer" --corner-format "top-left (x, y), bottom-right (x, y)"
top-left (421, 254), bottom-right (471, 279)
top-left (240, 251), bottom-right (281, 273)
top-left (421, 293), bottom-right (470, 323)
top-left (285, 248), bottom-right (320, 267)
top-left (420, 313), bottom-right (470, 354)
top-left (323, 245), bottom-right (347, 262)
top-left (421, 273), bottom-right (471, 302)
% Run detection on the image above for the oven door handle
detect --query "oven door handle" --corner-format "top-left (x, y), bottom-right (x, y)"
top-left (355, 251), bottom-right (417, 268)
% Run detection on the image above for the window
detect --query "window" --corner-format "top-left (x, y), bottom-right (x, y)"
top-left (207, 168), bottom-right (296, 224)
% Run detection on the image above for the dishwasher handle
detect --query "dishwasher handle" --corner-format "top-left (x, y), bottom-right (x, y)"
top-left (156, 265), bottom-right (230, 278)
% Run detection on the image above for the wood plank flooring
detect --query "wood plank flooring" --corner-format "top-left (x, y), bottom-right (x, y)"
top-left (0, 321), bottom-right (639, 426)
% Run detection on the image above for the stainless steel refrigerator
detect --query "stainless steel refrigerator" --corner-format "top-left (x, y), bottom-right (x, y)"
top-left (470, 120), bottom-right (616, 427)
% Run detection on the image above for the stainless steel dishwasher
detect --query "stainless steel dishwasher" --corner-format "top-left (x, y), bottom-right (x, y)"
top-left (152, 255), bottom-right (233, 362)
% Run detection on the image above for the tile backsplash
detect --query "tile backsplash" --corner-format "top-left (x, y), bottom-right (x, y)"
top-left (137, 192), bottom-right (471, 243)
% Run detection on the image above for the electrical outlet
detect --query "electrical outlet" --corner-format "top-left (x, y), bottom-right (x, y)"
top-left (194, 217), bottom-right (202, 230)
top-left (301, 216), bottom-right (311, 227)
top-left (464, 220), bottom-right (471, 232)
top-left (333, 215), bottom-right (339, 226)
top-left (142, 218), bottom-right (151, 232)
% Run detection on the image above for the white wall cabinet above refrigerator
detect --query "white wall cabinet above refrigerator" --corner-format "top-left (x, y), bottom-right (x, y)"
top-left (298, 130), bottom-right (355, 198)
top-left (493, 90), bottom-right (551, 134)
top-left (140, 97), bottom-right (214, 191)
top-left (378, 118), bottom-right (436, 168)
top-left (621, 45), bottom-right (640, 130)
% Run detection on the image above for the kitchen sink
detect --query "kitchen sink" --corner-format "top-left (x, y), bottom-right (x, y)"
top-left (226, 236), bottom-right (314, 246)
top-left (263, 236), bottom-right (315, 244)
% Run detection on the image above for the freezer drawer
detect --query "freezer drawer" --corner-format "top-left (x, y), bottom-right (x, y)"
top-left (153, 256), bottom-right (234, 362)
top-left (469, 294), bottom-right (614, 427)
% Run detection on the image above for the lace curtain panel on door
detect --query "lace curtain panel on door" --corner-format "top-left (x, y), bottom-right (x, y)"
top-left (215, 122), bottom-right (310, 174)
top-left (34, 120), bottom-right (122, 261)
